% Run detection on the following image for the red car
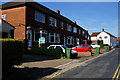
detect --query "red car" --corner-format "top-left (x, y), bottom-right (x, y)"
top-left (72, 44), bottom-right (91, 52)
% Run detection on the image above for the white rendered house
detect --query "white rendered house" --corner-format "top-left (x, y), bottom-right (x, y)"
top-left (91, 29), bottom-right (116, 47)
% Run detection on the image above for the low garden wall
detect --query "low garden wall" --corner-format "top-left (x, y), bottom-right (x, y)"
top-left (77, 52), bottom-right (92, 57)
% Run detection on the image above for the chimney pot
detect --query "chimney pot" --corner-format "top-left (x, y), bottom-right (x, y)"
top-left (74, 21), bottom-right (76, 24)
top-left (102, 28), bottom-right (104, 32)
top-left (56, 10), bottom-right (60, 14)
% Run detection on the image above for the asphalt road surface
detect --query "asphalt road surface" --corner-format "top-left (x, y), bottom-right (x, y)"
top-left (55, 48), bottom-right (120, 79)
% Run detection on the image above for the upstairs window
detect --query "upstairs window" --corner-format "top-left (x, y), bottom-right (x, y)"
top-left (82, 31), bottom-right (85, 35)
top-left (61, 22), bottom-right (64, 29)
top-left (49, 17), bottom-right (57, 27)
top-left (73, 27), bottom-right (77, 33)
top-left (35, 11), bottom-right (45, 23)
top-left (79, 29), bottom-right (81, 34)
top-left (99, 36), bottom-right (102, 39)
top-left (67, 24), bottom-right (72, 31)
top-left (104, 36), bottom-right (107, 39)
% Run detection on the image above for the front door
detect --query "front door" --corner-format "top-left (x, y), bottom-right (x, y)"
top-left (27, 30), bottom-right (32, 47)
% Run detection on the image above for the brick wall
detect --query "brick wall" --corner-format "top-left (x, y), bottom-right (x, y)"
top-left (2, 6), bottom-right (26, 39)
top-left (77, 52), bottom-right (92, 57)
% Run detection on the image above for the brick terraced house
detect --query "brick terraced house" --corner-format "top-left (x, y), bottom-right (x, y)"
top-left (1, 1), bottom-right (90, 48)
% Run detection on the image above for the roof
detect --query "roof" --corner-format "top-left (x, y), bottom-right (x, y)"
top-left (2, 20), bottom-right (15, 32)
top-left (90, 32), bottom-right (100, 37)
top-left (116, 37), bottom-right (120, 41)
top-left (91, 31), bottom-right (116, 38)
top-left (1, 0), bottom-right (86, 31)
top-left (105, 31), bottom-right (116, 38)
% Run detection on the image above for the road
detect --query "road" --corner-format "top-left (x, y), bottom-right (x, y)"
top-left (54, 48), bottom-right (120, 79)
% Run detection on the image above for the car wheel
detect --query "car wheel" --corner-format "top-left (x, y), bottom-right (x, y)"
top-left (86, 50), bottom-right (91, 52)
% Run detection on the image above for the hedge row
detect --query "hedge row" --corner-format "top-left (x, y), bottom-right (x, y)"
top-left (31, 47), bottom-right (64, 58)
top-left (2, 38), bottom-right (24, 68)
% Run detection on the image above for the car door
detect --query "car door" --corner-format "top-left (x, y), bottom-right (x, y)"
top-left (75, 45), bottom-right (84, 52)
top-left (82, 45), bottom-right (87, 52)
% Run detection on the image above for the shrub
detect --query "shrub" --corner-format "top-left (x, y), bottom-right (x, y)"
top-left (31, 47), bottom-right (63, 58)
top-left (100, 44), bottom-right (109, 49)
top-left (98, 40), bottom-right (103, 45)
top-left (2, 38), bottom-right (24, 68)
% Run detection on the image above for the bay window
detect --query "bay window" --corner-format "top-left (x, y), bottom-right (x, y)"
top-left (49, 33), bottom-right (60, 43)
top-left (67, 36), bottom-right (74, 45)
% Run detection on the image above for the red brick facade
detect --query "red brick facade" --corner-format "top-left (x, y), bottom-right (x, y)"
top-left (2, 6), bottom-right (26, 39)
top-left (2, 2), bottom-right (91, 47)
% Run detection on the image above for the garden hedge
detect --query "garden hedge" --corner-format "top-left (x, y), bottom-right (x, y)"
top-left (31, 47), bottom-right (64, 58)
top-left (2, 38), bottom-right (24, 68)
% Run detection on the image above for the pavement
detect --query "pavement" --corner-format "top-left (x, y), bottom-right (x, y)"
top-left (14, 50), bottom-right (113, 80)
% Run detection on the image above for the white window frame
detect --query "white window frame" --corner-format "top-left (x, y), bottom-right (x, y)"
top-left (67, 24), bottom-right (72, 31)
top-left (67, 36), bottom-right (74, 45)
top-left (79, 29), bottom-right (81, 34)
top-left (76, 38), bottom-right (79, 45)
top-left (73, 27), bottom-right (77, 33)
top-left (34, 30), bottom-right (40, 42)
top-left (49, 33), bottom-right (60, 43)
top-left (35, 11), bottom-right (45, 23)
top-left (82, 30), bottom-right (85, 35)
top-left (49, 17), bottom-right (57, 27)
top-left (61, 22), bottom-right (64, 29)
top-left (34, 30), bottom-right (48, 42)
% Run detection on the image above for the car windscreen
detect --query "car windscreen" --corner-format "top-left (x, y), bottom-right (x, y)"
top-left (76, 45), bottom-right (83, 48)
top-left (62, 46), bottom-right (68, 49)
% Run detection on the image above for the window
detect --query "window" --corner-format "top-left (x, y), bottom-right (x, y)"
top-left (82, 31), bottom-right (85, 35)
top-left (76, 45), bottom-right (83, 48)
top-left (99, 36), bottom-right (102, 39)
top-left (35, 11), bottom-right (45, 23)
top-left (104, 36), bottom-right (107, 39)
top-left (49, 46), bottom-right (54, 49)
top-left (49, 33), bottom-right (60, 43)
top-left (76, 38), bottom-right (79, 45)
top-left (79, 29), bottom-right (81, 34)
top-left (67, 24), bottom-right (72, 31)
top-left (49, 17), bottom-right (57, 26)
top-left (61, 22), bottom-right (64, 29)
top-left (73, 27), bottom-right (77, 33)
top-left (67, 36), bottom-right (74, 45)
top-left (34, 30), bottom-right (47, 42)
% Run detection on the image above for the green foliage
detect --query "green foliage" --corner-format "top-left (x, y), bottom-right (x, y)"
top-left (2, 38), bottom-right (24, 68)
top-left (100, 44), bottom-right (109, 48)
top-left (31, 47), bottom-right (63, 58)
top-left (98, 40), bottom-right (103, 45)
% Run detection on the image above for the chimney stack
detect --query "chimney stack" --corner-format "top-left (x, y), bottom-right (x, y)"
top-left (56, 10), bottom-right (60, 14)
top-left (102, 28), bottom-right (104, 32)
top-left (74, 21), bottom-right (76, 24)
